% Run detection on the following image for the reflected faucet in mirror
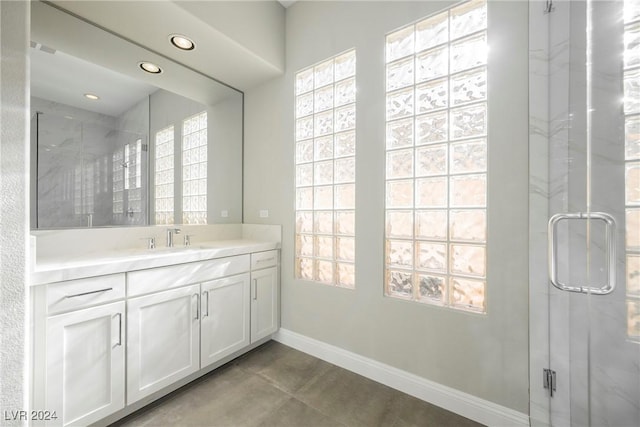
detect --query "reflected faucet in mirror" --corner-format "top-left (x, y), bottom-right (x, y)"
top-left (166, 228), bottom-right (181, 248)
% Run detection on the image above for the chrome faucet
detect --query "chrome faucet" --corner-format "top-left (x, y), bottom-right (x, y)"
top-left (166, 228), bottom-right (181, 247)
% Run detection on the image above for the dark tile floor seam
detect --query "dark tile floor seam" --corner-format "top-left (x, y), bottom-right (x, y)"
top-left (293, 396), bottom-right (349, 427)
top-left (234, 360), bottom-right (350, 426)
top-left (257, 394), bottom-right (298, 423)
top-left (228, 362), bottom-right (348, 427)
top-left (257, 372), bottom-right (299, 396)
top-left (286, 366), bottom-right (370, 427)
top-left (232, 361), bottom-right (301, 398)
top-left (287, 394), bottom-right (349, 427)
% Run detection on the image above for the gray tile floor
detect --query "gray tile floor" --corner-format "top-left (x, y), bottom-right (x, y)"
top-left (112, 341), bottom-right (484, 427)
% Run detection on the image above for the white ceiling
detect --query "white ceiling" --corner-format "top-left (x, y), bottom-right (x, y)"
top-left (30, 44), bottom-right (157, 117)
top-left (31, 0), bottom-right (245, 116)
top-left (30, 0), bottom-right (291, 118)
top-left (48, 0), bottom-right (285, 92)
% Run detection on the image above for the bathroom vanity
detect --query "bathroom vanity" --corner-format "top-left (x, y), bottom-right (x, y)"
top-left (29, 224), bottom-right (281, 426)
top-left (26, 3), bottom-right (282, 425)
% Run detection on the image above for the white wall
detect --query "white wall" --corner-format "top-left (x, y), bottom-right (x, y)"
top-left (0, 0), bottom-right (29, 421)
top-left (174, 0), bottom-right (285, 75)
top-left (245, 0), bottom-right (530, 413)
top-left (46, 0), bottom-right (285, 91)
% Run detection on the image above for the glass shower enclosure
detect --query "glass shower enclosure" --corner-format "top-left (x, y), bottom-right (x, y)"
top-left (31, 107), bottom-right (148, 228)
top-left (530, 0), bottom-right (640, 425)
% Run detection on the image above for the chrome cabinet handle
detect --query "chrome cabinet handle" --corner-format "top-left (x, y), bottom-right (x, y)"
top-left (548, 212), bottom-right (616, 295)
top-left (194, 293), bottom-right (200, 320)
top-left (65, 287), bottom-right (112, 298)
top-left (253, 279), bottom-right (258, 301)
top-left (202, 291), bottom-right (209, 318)
top-left (256, 257), bottom-right (275, 264)
top-left (114, 313), bottom-right (122, 347)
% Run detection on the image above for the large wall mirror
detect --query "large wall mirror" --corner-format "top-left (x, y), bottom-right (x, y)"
top-left (30, 1), bottom-right (243, 229)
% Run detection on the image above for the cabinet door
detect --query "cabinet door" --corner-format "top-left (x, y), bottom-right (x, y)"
top-left (201, 273), bottom-right (250, 368)
top-left (250, 266), bottom-right (279, 343)
top-left (127, 284), bottom-right (200, 404)
top-left (46, 301), bottom-right (125, 426)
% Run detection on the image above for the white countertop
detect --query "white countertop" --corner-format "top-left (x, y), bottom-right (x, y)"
top-left (31, 239), bottom-right (280, 286)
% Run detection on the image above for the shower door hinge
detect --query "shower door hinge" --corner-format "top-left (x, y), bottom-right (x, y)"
top-left (543, 368), bottom-right (557, 397)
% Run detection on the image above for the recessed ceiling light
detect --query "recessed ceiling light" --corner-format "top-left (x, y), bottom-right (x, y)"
top-left (169, 34), bottom-right (195, 51)
top-left (139, 61), bottom-right (162, 74)
top-left (84, 93), bottom-right (99, 100)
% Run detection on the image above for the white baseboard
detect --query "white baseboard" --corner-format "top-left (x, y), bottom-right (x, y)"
top-left (273, 328), bottom-right (530, 427)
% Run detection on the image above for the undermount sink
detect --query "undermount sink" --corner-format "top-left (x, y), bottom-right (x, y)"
top-left (90, 240), bottom-right (254, 261)
top-left (142, 245), bottom-right (206, 254)
top-left (141, 242), bottom-right (227, 254)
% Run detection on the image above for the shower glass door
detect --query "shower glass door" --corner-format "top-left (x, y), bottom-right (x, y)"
top-left (533, 0), bottom-right (640, 425)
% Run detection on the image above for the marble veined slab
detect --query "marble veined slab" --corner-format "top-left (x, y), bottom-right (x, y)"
top-left (31, 239), bottom-right (280, 286)
top-left (31, 224), bottom-right (282, 285)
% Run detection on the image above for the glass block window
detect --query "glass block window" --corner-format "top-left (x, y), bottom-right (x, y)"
top-left (384, 0), bottom-right (488, 313)
top-left (112, 147), bottom-right (124, 215)
top-left (83, 161), bottom-right (94, 215)
top-left (182, 111), bottom-right (208, 224)
top-left (155, 126), bottom-right (174, 225)
top-left (124, 143), bottom-right (131, 191)
top-left (127, 139), bottom-right (143, 214)
top-left (294, 49), bottom-right (357, 288)
top-left (103, 156), bottom-right (108, 193)
top-left (624, 0), bottom-right (640, 341)
top-left (95, 158), bottom-right (101, 195)
top-left (74, 164), bottom-right (82, 215)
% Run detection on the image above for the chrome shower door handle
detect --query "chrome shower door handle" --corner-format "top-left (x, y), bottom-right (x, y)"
top-left (548, 212), bottom-right (616, 295)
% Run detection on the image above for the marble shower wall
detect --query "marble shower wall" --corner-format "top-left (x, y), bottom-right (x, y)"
top-left (32, 96), bottom-right (149, 228)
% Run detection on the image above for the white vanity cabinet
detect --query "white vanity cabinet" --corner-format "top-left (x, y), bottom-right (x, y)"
top-left (46, 302), bottom-right (125, 427)
top-left (126, 284), bottom-right (201, 404)
top-left (250, 251), bottom-right (279, 342)
top-left (33, 274), bottom-right (126, 427)
top-left (125, 254), bottom-right (252, 404)
top-left (201, 273), bottom-right (251, 367)
top-left (32, 245), bottom-right (280, 426)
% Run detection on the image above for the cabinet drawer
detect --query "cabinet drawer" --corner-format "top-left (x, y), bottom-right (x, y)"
top-left (47, 274), bottom-right (125, 315)
top-left (128, 255), bottom-right (250, 297)
top-left (251, 250), bottom-right (278, 270)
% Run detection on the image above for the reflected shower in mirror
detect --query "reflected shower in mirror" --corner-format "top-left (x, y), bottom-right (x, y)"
top-left (31, 47), bottom-right (153, 228)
